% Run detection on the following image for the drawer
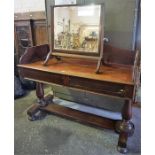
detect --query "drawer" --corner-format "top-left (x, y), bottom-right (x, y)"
top-left (68, 76), bottom-right (133, 98)
top-left (21, 68), bottom-right (134, 98)
top-left (21, 68), bottom-right (64, 85)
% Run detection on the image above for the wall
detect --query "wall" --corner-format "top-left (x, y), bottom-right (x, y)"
top-left (14, 0), bottom-right (45, 13)
top-left (14, 0), bottom-right (139, 50)
top-left (85, 0), bottom-right (137, 50)
top-left (45, 0), bottom-right (139, 50)
top-left (70, 6), bottom-right (100, 25)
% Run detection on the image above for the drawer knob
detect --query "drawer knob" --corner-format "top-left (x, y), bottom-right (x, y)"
top-left (117, 89), bottom-right (125, 96)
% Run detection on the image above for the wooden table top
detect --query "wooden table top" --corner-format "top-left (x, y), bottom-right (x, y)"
top-left (18, 58), bottom-right (134, 85)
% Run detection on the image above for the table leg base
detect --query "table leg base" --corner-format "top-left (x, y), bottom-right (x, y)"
top-left (117, 145), bottom-right (128, 154)
top-left (27, 94), bottom-right (53, 121)
top-left (27, 104), bottom-right (47, 121)
top-left (26, 96), bottom-right (134, 153)
top-left (115, 121), bottom-right (135, 136)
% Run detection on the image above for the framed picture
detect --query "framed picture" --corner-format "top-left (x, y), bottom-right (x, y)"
top-left (51, 4), bottom-right (104, 57)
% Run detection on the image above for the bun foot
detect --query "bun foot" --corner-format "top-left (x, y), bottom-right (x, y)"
top-left (27, 106), bottom-right (47, 121)
top-left (117, 145), bottom-right (128, 154)
top-left (28, 110), bottom-right (47, 121)
top-left (115, 120), bottom-right (135, 137)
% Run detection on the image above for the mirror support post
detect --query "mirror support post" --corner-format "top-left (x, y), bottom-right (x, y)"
top-left (95, 47), bottom-right (103, 74)
top-left (43, 50), bottom-right (52, 66)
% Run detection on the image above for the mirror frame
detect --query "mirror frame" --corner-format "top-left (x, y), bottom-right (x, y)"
top-left (51, 4), bottom-right (104, 57)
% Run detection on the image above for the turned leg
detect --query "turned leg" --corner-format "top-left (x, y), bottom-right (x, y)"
top-left (36, 82), bottom-right (54, 106)
top-left (27, 82), bottom-right (53, 121)
top-left (36, 82), bottom-right (47, 107)
top-left (115, 100), bottom-right (135, 153)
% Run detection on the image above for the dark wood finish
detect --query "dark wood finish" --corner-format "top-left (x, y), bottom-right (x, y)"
top-left (49, 44), bottom-right (136, 66)
top-left (122, 100), bottom-right (132, 120)
top-left (41, 104), bottom-right (116, 129)
top-left (27, 94), bottom-right (53, 121)
top-left (19, 58), bottom-right (134, 84)
top-left (19, 44), bottom-right (50, 64)
top-left (36, 82), bottom-right (47, 106)
top-left (18, 55), bottom-right (134, 99)
top-left (27, 95), bottom-right (116, 129)
top-left (14, 11), bottom-right (48, 64)
top-left (14, 20), bottom-right (34, 62)
top-left (19, 44), bottom-right (50, 79)
top-left (27, 104), bottom-right (40, 117)
top-left (115, 100), bottom-right (134, 153)
top-left (36, 83), bottom-right (44, 100)
top-left (20, 67), bottom-right (134, 99)
top-left (18, 44), bottom-right (138, 153)
top-left (32, 20), bottom-right (48, 45)
top-left (103, 44), bottom-right (135, 65)
top-left (43, 43), bottom-right (136, 73)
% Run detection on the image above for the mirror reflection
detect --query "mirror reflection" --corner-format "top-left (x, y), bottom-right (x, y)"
top-left (54, 5), bottom-right (101, 53)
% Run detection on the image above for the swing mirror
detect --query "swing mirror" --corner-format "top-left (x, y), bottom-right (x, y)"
top-left (51, 4), bottom-right (104, 57)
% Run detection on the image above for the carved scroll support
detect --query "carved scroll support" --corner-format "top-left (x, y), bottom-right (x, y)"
top-left (115, 100), bottom-right (135, 154)
top-left (43, 50), bottom-right (61, 66)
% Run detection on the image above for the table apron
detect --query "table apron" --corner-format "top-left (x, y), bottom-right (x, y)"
top-left (20, 68), bottom-right (134, 99)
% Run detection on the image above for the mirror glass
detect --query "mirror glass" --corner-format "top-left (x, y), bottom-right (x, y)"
top-left (53, 5), bottom-right (102, 54)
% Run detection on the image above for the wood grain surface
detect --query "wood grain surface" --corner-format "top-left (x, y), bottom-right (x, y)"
top-left (18, 57), bottom-right (134, 85)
